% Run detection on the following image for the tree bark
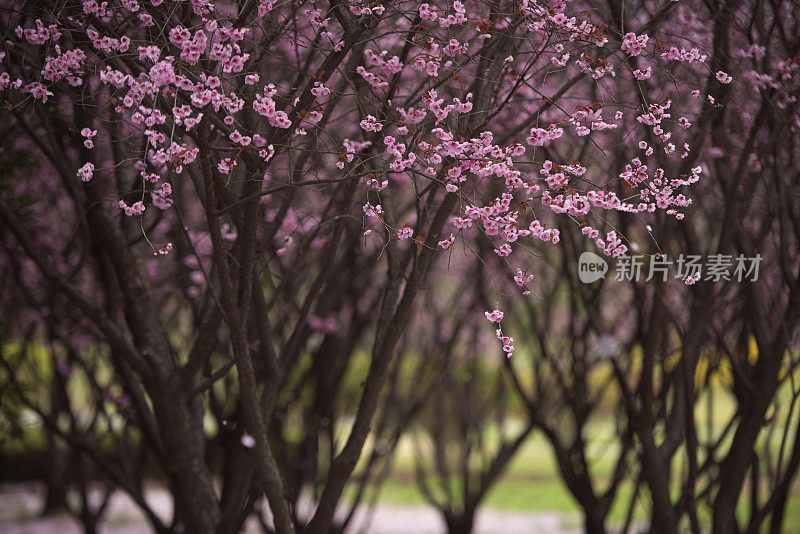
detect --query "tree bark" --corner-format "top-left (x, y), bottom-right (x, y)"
top-left (152, 387), bottom-right (221, 534)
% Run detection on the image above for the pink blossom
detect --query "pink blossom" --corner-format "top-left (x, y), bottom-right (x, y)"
top-left (621, 33), bottom-right (649, 57)
top-left (438, 233), bottom-right (455, 249)
top-left (633, 66), bottom-right (652, 80)
top-left (715, 70), bottom-right (733, 84)
top-left (485, 309), bottom-right (504, 323)
top-left (118, 200), bottom-right (145, 216)
top-left (396, 226), bottom-right (414, 239)
top-left (77, 162), bottom-right (94, 182)
top-left (311, 82), bottom-right (332, 98)
top-left (80, 128), bottom-right (97, 149)
top-left (494, 243), bottom-right (512, 256)
top-left (137, 45), bottom-right (160, 62)
top-left (26, 82), bottom-right (53, 102)
top-left (419, 3), bottom-right (437, 21)
top-left (514, 268), bottom-right (534, 286)
top-left (360, 115), bottom-right (383, 132)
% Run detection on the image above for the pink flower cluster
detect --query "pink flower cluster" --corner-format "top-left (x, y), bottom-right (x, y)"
top-left (42, 47), bottom-right (86, 83)
top-left (360, 115), bottom-right (383, 132)
top-left (77, 162), bottom-right (94, 182)
top-left (660, 47), bottom-right (707, 63)
top-left (81, 128), bottom-right (97, 149)
top-left (118, 200), bottom-right (145, 216)
top-left (253, 84), bottom-right (291, 128)
top-left (527, 125), bottom-right (565, 146)
top-left (423, 90), bottom-right (473, 125)
top-left (15, 19), bottom-right (60, 45)
top-left (621, 32), bottom-right (649, 56)
top-left (715, 71), bottom-right (733, 84)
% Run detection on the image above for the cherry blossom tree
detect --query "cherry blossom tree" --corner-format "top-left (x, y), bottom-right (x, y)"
top-left (406, 0), bottom-right (800, 531)
top-left (0, 0), bottom-right (748, 532)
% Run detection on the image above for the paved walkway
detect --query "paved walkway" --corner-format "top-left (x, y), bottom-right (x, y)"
top-left (0, 483), bottom-right (580, 534)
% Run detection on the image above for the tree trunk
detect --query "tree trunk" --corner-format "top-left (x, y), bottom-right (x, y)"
top-left (42, 442), bottom-right (69, 514)
top-left (153, 387), bottom-right (221, 534)
top-left (768, 493), bottom-right (787, 534)
top-left (444, 511), bottom-right (476, 534)
top-left (584, 508), bottom-right (607, 534)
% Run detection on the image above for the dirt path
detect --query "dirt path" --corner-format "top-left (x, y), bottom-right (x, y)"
top-left (0, 483), bottom-right (580, 534)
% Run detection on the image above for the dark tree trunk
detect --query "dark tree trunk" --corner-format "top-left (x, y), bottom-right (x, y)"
top-left (584, 508), bottom-right (607, 534)
top-left (42, 444), bottom-right (69, 515)
top-left (153, 387), bottom-right (221, 534)
top-left (768, 494), bottom-right (788, 534)
top-left (444, 511), bottom-right (476, 534)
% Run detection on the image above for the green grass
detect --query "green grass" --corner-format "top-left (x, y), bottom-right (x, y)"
top-left (347, 409), bottom-right (800, 532)
top-left (354, 446), bottom-right (800, 532)
top-left (373, 476), bottom-right (580, 513)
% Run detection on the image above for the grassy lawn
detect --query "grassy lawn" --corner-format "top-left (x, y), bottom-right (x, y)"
top-left (351, 429), bottom-right (800, 532)
top-left (345, 380), bottom-right (800, 532)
